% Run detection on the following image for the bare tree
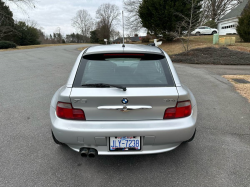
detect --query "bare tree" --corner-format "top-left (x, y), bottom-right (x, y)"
top-left (123, 0), bottom-right (142, 33)
top-left (72, 9), bottom-right (93, 42)
top-left (201, 0), bottom-right (242, 23)
top-left (110, 29), bottom-right (121, 41)
top-left (3, 0), bottom-right (35, 8)
top-left (174, 0), bottom-right (202, 52)
top-left (20, 19), bottom-right (38, 27)
top-left (96, 3), bottom-right (120, 40)
top-left (2, 0), bottom-right (35, 15)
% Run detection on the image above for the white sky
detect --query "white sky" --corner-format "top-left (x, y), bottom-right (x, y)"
top-left (7, 0), bottom-right (146, 37)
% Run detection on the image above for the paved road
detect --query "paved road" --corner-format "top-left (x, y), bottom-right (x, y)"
top-left (0, 45), bottom-right (249, 187)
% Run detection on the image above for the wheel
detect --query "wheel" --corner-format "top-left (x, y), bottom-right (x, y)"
top-left (195, 32), bottom-right (200, 36)
top-left (52, 131), bottom-right (64, 145)
top-left (212, 31), bottom-right (217, 35)
top-left (183, 129), bottom-right (196, 143)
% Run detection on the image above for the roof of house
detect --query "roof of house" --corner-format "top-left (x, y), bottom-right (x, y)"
top-left (113, 37), bottom-right (123, 43)
top-left (219, 0), bottom-right (249, 22)
top-left (129, 36), bottom-right (140, 42)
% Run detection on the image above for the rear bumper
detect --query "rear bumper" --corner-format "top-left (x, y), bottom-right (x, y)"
top-left (50, 105), bottom-right (197, 155)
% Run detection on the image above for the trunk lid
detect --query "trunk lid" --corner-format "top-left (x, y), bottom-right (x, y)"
top-left (70, 87), bottom-right (178, 120)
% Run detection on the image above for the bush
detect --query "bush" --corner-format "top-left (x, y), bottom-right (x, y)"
top-left (0, 41), bottom-right (17, 49)
top-left (163, 33), bottom-right (175, 41)
top-left (237, 5), bottom-right (250, 42)
top-left (142, 36), bottom-right (150, 43)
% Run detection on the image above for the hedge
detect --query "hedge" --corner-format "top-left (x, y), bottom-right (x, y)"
top-left (0, 41), bottom-right (17, 49)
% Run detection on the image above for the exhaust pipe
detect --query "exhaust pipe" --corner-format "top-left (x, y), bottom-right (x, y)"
top-left (80, 148), bottom-right (89, 157)
top-left (88, 148), bottom-right (97, 158)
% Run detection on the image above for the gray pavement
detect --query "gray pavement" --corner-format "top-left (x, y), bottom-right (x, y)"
top-left (0, 45), bottom-right (249, 187)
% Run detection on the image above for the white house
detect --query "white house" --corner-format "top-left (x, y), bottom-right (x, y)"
top-left (217, 0), bottom-right (249, 35)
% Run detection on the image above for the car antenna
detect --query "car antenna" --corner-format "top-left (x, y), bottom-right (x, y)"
top-left (122, 11), bottom-right (125, 48)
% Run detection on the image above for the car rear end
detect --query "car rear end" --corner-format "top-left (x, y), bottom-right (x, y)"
top-left (50, 45), bottom-right (197, 156)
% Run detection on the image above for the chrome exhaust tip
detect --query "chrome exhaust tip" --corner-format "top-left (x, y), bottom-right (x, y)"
top-left (88, 148), bottom-right (97, 158)
top-left (80, 148), bottom-right (89, 157)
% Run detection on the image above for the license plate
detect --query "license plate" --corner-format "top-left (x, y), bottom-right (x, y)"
top-left (110, 136), bottom-right (141, 151)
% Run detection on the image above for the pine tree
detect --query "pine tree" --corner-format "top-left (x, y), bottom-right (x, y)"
top-left (138, 0), bottom-right (202, 41)
top-left (90, 30), bottom-right (99, 43)
top-left (237, 4), bottom-right (250, 42)
top-left (0, 0), bottom-right (15, 40)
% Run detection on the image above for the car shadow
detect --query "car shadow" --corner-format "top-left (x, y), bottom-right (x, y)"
top-left (55, 142), bottom-right (194, 168)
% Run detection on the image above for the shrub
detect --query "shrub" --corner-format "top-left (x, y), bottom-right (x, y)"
top-left (0, 41), bottom-right (17, 49)
top-left (163, 33), bottom-right (175, 41)
top-left (142, 36), bottom-right (150, 43)
top-left (237, 4), bottom-right (250, 42)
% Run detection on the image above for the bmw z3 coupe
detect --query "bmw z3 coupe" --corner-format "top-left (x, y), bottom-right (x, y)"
top-left (50, 44), bottom-right (197, 157)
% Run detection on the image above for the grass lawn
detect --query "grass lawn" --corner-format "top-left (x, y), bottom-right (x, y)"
top-left (78, 46), bottom-right (88, 51)
top-left (0, 43), bottom-right (92, 52)
top-left (160, 35), bottom-right (250, 55)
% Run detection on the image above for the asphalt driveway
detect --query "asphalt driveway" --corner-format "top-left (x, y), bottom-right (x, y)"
top-left (0, 45), bottom-right (249, 187)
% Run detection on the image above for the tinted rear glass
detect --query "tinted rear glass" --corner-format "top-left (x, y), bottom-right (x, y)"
top-left (73, 55), bottom-right (175, 87)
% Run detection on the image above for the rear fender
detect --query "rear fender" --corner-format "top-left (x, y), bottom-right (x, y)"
top-left (176, 85), bottom-right (197, 108)
top-left (51, 85), bottom-right (72, 109)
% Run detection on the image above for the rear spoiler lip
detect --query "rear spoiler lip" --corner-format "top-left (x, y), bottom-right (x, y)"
top-left (82, 51), bottom-right (165, 57)
top-left (82, 52), bottom-right (165, 61)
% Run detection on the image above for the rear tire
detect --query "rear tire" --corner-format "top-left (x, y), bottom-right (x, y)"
top-left (195, 32), bottom-right (200, 36)
top-left (52, 131), bottom-right (63, 145)
top-left (212, 31), bottom-right (217, 35)
top-left (183, 129), bottom-right (196, 143)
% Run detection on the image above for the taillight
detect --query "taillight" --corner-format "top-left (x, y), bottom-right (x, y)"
top-left (56, 102), bottom-right (85, 120)
top-left (164, 100), bottom-right (192, 119)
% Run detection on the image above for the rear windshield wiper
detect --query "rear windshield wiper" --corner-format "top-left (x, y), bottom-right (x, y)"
top-left (81, 83), bottom-right (127, 91)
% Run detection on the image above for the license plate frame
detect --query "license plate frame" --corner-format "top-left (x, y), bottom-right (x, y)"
top-left (109, 136), bottom-right (141, 151)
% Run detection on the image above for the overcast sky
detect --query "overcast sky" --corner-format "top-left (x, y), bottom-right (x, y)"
top-left (7, 0), bottom-right (145, 36)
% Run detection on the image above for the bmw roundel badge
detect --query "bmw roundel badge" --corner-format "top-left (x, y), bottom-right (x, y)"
top-left (121, 98), bottom-right (128, 104)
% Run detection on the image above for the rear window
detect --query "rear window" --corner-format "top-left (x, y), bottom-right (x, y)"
top-left (73, 54), bottom-right (175, 87)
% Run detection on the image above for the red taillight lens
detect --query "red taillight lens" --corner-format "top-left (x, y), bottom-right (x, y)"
top-left (164, 101), bottom-right (192, 119)
top-left (56, 102), bottom-right (85, 120)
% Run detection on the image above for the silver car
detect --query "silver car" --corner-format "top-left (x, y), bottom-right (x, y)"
top-left (50, 44), bottom-right (197, 157)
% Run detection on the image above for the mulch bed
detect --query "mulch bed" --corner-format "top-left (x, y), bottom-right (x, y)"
top-left (170, 47), bottom-right (250, 65)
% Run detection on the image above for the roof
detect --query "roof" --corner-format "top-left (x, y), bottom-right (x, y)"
top-left (219, 0), bottom-right (249, 22)
top-left (85, 44), bottom-right (163, 55)
top-left (113, 37), bottom-right (123, 43)
top-left (129, 36), bottom-right (140, 42)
